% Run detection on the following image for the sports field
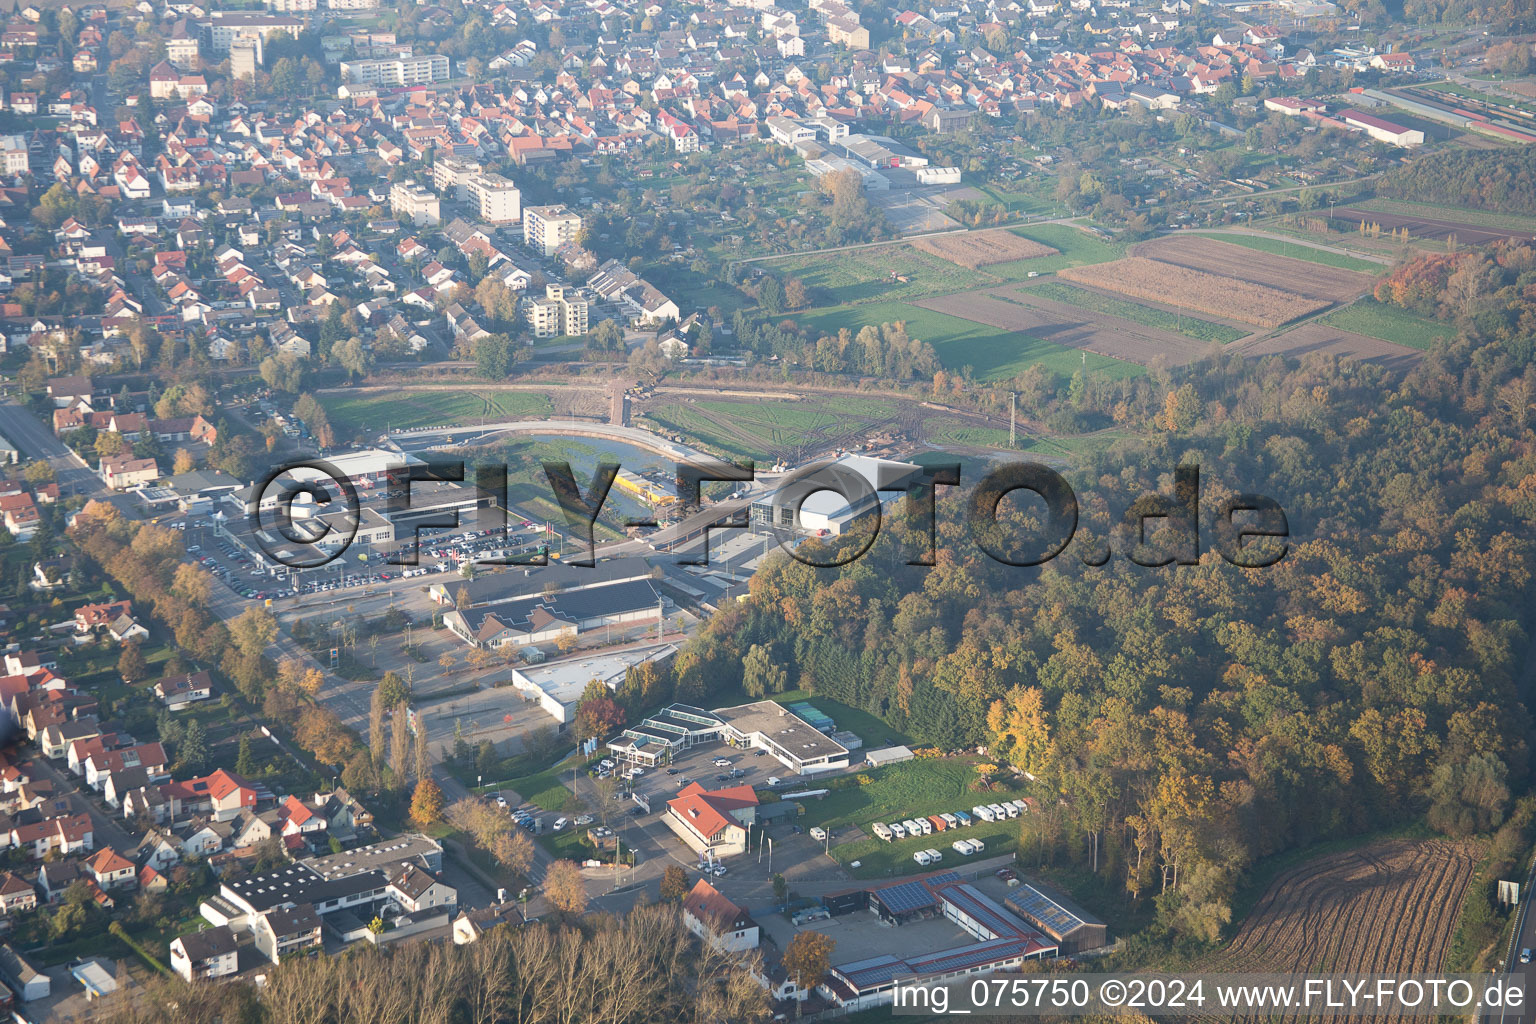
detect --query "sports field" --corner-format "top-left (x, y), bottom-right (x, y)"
top-left (323, 390), bottom-right (554, 438)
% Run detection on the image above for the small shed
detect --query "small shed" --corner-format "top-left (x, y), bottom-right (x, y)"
top-left (864, 746), bottom-right (915, 768)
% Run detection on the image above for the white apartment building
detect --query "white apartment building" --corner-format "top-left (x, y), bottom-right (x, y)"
top-left (201, 13), bottom-right (302, 54)
top-left (390, 181), bottom-right (441, 226)
top-left (340, 54), bottom-right (450, 85)
top-left (522, 204), bottom-right (582, 256)
top-left (522, 284), bottom-right (588, 338)
top-left (467, 173), bottom-right (521, 223)
top-left (0, 136), bottom-right (28, 176)
top-left (432, 158), bottom-right (482, 200)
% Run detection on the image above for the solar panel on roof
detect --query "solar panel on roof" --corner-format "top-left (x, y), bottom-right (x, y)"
top-left (1005, 885), bottom-right (1085, 934)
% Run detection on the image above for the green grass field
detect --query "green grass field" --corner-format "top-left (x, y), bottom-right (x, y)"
top-left (323, 390), bottom-right (554, 438)
top-left (1318, 300), bottom-right (1453, 351)
top-left (1023, 281), bottom-right (1248, 343)
top-left (642, 396), bottom-right (898, 459)
top-left (1191, 233), bottom-right (1383, 273)
top-left (762, 244), bottom-right (993, 306)
top-left (795, 301), bottom-right (1144, 382)
top-left (999, 223), bottom-right (1126, 273)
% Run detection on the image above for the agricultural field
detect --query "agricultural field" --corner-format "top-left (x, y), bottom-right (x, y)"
top-left (1197, 839), bottom-right (1479, 978)
top-left (1025, 281), bottom-right (1249, 344)
top-left (911, 228), bottom-right (1057, 269)
top-left (1350, 198), bottom-right (1536, 235)
top-left (920, 288), bottom-right (1211, 366)
top-left (322, 389), bottom-right (555, 440)
top-left (796, 300), bottom-right (1145, 382)
top-left (1132, 234), bottom-right (1375, 304)
top-left (1236, 320), bottom-right (1424, 370)
top-left (1189, 233), bottom-right (1384, 273)
top-left (1330, 207), bottom-right (1530, 247)
top-left (1059, 258), bottom-right (1327, 328)
top-left (1316, 300), bottom-right (1453, 351)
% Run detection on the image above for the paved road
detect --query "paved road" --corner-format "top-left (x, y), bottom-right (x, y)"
top-left (27, 755), bottom-right (138, 852)
top-left (0, 400), bottom-right (105, 500)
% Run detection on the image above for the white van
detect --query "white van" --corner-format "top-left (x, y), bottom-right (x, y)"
top-left (552, 817), bottom-right (568, 831)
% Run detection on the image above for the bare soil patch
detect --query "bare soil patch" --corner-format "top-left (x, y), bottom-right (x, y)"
top-left (1059, 257), bottom-right (1327, 327)
top-left (1131, 235), bottom-right (1374, 304)
top-left (912, 229), bottom-right (1058, 269)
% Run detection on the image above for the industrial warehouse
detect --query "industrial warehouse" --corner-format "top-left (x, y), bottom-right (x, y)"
top-left (435, 557), bottom-right (665, 650)
top-left (814, 870), bottom-right (1061, 1011)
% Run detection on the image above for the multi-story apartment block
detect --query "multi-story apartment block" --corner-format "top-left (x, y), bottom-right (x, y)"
top-left (390, 182), bottom-right (441, 226)
top-left (339, 54), bottom-right (450, 85)
top-left (522, 204), bottom-right (582, 256)
top-left (523, 284), bottom-right (589, 338)
top-left (433, 158), bottom-right (482, 201)
top-left (467, 173), bottom-right (521, 223)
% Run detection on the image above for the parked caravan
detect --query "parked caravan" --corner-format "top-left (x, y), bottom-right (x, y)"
top-left (913, 850), bottom-right (934, 866)
top-left (939, 813), bottom-right (959, 829)
top-left (1010, 799), bottom-right (1029, 815)
top-left (872, 822), bottom-right (894, 842)
top-left (974, 805), bottom-right (996, 822)
top-left (890, 822), bottom-right (908, 839)
top-left (967, 838), bottom-right (986, 854)
top-left (928, 815), bottom-right (947, 832)
top-left (952, 839), bottom-right (976, 856)
top-left (954, 811), bottom-right (972, 827)
top-left (924, 849), bottom-right (943, 863)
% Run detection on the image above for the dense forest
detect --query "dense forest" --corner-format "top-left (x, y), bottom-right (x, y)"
top-left (655, 237), bottom-right (1536, 940)
top-left (91, 904), bottom-right (770, 1024)
top-left (1376, 146), bottom-right (1536, 216)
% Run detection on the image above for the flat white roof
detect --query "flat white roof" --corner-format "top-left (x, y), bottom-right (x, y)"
top-left (513, 645), bottom-right (675, 708)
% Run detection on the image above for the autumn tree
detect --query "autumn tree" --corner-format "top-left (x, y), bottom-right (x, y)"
top-left (660, 864), bottom-right (690, 903)
top-left (544, 859), bottom-right (588, 915)
top-left (782, 931), bottom-right (835, 1012)
top-left (410, 778), bottom-right (445, 826)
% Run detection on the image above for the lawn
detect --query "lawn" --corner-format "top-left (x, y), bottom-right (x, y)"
top-left (996, 223), bottom-right (1126, 274)
top-left (762, 244), bottom-right (991, 306)
top-left (321, 390), bottom-right (555, 439)
top-left (830, 817), bottom-right (1020, 879)
top-left (796, 758), bottom-right (992, 831)
top-left (920, 419), bottom-right (1019, 449)
top-left (1190, 233), bottom-right (1383, 273)
top-left (795, 301), bottom-right (1144, 382)
top-left (643, 396), bottom-right (899, 460)
top-left (504, 763), bottom-right (588, 815)
top-left (1023, 281), bottom-right (1248, 344)
top-left (1318, 300), bottom-right (1453, 351)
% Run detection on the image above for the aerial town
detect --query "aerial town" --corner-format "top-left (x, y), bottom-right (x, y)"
top-left (0, 0), bottom-right (1527, 1016)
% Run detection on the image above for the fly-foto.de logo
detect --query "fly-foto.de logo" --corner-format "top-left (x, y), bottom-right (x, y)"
top-left (247, 457), bottom-right (1288, 571)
